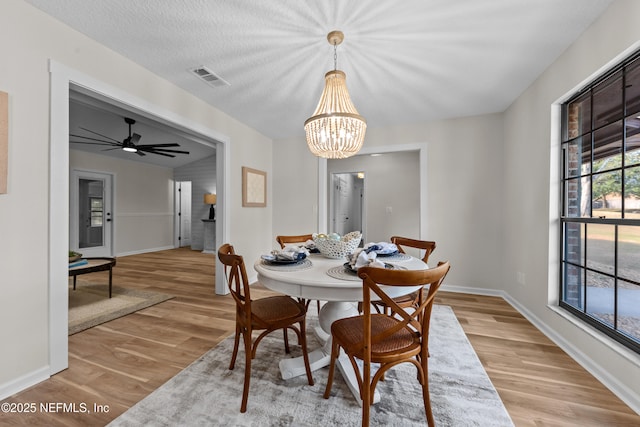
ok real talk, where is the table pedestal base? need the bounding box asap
[278,301,380,406]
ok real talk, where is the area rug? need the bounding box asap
[68,283,173,335]
[108,305,513,426]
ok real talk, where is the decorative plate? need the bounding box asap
[375,249,399,256]
[261,254,306,265]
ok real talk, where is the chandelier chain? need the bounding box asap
[334,42,338,71]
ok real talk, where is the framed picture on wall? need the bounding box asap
[242,166,266,207]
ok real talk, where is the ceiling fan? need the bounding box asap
[70,117,190,158]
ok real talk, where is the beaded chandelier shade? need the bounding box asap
[304,31,366,159]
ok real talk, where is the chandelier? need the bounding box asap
[304,30,366,159]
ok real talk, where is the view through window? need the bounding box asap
[560,51,640,354]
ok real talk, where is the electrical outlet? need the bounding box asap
[386,206,392,214]
[517,272,525,285]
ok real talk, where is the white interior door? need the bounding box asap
[174,181,192,247]
[70,170,113,257]
[330,173,364,238]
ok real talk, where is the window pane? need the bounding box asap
[618,280,640,342]
[624,165,640,217]
[586,224,614,274]
[90,212,103,227]
[91,198,103,209]
[593,71,623,129]
[625,57,640,116]
[563,263,584,310]
[567,93,591,139]
[585,270,614,327]
[624,117,640,167]
[565,177,590,217]
[593,120,622,168]
[565,136,591,177]
[564,222,584,266]
[619,225,640,284]
[592,170,622,218]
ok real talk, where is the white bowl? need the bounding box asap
[313,231,362,259]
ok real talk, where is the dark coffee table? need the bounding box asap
[69,257,117,298]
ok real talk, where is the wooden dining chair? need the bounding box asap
[275,234,322,314]
[323,261,450,427]
[276,233,313,249]
[218,243,314,413]
[370,236,437,315]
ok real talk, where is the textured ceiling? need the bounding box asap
[26,0,612,144]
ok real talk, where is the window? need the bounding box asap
[90,197,103,227]
[560,51,640,354]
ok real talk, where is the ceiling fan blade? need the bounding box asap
[136,150,146,156]
[70,140,118,147]
[70,134,120,146]
[138,148,175,158]
[143,148,190,155]
[78,127,122,143]
[136,143,181,148]
[130,133,142,144]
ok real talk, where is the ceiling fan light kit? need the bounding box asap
[304,30,366,159]
[70,117,190,158]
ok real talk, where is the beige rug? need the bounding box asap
[68,283,173,335]
[109,305,513,426]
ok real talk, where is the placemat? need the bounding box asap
[259,258,313,271]
[326,265,360,281]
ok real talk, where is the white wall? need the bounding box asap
[327,151,420,243]
[273,113,505,291]
[502,0,640,410]
[0,0,272,399]
[70,150,175,255]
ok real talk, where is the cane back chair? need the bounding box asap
[218,243,314,413]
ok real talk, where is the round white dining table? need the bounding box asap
[254,252,428,405]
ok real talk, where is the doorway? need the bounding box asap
[330,172,364,239]
[174,181,192,247]
[49,61,231,376]
[70,170,113,257]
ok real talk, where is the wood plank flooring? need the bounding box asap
[1,247,638,426]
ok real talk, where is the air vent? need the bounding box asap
[190,66,230,88]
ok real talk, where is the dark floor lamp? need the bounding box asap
[204,193,217,221]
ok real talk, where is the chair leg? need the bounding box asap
[361,361,371,427]
[283,328,291,353]
[323,339,340,399]
[229,324,241,370]
[240,330,253,413]
[316,300,321,314]
[420,363,435,426]
[299,320,314,386]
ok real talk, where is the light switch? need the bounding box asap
[386,206,392,214]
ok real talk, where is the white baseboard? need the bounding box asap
[443,283,640,415]
[502,293,640,415]
[116,245,175,257]
[440,283,507,297]
[0,366,49,401]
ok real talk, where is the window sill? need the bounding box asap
[547,304,640,368]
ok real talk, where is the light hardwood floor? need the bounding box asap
[1,247,638,426]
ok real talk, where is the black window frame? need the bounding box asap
[559,50,640,355]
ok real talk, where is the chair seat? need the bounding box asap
[251,296,306,324]
[331,314,420,359]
